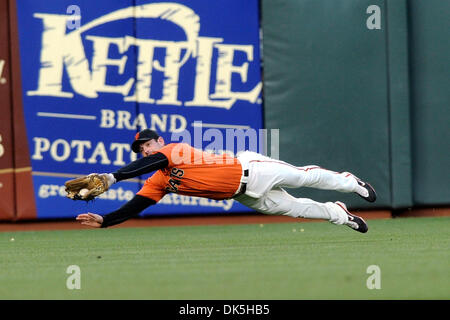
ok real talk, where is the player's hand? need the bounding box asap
[76,213,103,228]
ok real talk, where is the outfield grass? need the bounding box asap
[0,217,449,300]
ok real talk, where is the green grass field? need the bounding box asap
[0,217,449,300]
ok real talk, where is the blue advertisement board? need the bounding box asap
[16,0,263,218]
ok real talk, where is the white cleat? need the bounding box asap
[336,201,368,233]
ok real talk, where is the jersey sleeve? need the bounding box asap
[112,152,168,182]
[101,195,156,228]
[157,143,192,167]
[136,171,167,202]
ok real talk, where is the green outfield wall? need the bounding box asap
[261,0,449,210]
[0,0,448,221]
[408,0,450,206]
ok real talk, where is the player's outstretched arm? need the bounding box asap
[112,153,168,182]
[76,195,156,228]
[76,213,103,228]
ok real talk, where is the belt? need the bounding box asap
[233,169,249,198]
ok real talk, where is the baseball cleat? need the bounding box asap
[356,179,377,202]
[343,172,377,202]
[336,201,368,233]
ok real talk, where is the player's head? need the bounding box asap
[131,129,165,156]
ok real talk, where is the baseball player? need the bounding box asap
[75,129,376,232]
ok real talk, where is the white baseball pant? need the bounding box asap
[234,151,366,225]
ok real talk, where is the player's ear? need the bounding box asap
[157,136,165,145]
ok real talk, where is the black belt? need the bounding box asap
[233,169,249,198]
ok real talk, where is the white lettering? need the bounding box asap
[179,304,213,317]
[66,265,81,290]
[28,13,95,98]
[37,181,234,211]
[366,265,381,289]
[99,109,187,133]
[71,140,91,163]
[150,113,168,132]
[160,194,235,211]
[87,142,110,165]
[211,44,262,105]
[32,137,51,160]
[100,109,116,128]
[169,114,187,133]
[185,37,231,109]
[366,5,381,30]
[50,139,71,161]
[66,5,81,30]
[116,110,134,130]
[157,43,183,106]
[28,4,261,109]
[132,113,148,130]
[110,143,130,166]
[123,38,158,103]
[87,36,135,95]
[32,137,136,165]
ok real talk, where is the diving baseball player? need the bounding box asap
[72,129,376,233]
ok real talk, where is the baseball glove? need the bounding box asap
[65,174,110,201]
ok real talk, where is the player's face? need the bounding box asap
[140,138,164,157]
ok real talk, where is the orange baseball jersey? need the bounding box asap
[137,143,243,202]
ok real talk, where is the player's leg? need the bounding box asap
[237,151,376,202]
[235,188,346,224]
[235,188,368,232]
[286,166,376,202]
[245,156,372,199]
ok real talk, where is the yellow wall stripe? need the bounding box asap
[31,171,144,184]
[0,167,32,174]
[0,168,145,184]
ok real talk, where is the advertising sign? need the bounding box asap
[16,0,263,218]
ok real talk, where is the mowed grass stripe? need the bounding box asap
[0,217,448,299]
